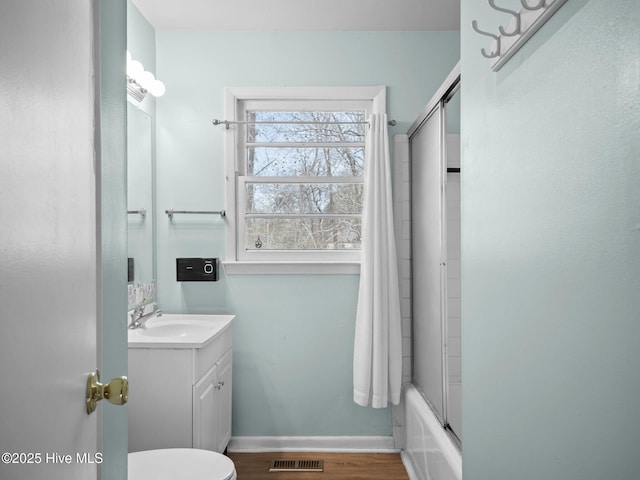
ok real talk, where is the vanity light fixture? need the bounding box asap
[126,50,165,101]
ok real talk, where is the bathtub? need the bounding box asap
[400,384,462,480]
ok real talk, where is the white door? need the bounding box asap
[0,1,126,479]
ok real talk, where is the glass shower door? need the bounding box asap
[411,103,446,422]
[410,77,462,444]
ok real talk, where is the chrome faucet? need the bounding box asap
[128,304,162,329]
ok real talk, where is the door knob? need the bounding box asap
[86,370,128,414]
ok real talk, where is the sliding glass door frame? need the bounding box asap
[409,66,461,446]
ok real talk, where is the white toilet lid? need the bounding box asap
[129,448,236,480]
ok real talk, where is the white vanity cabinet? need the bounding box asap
[128,315,234,453]
[193,348,232,452]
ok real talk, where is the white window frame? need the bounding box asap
[222,86,386,275]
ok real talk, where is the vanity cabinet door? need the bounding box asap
[214,348,232,452]
[193,365,218,451]
[192,348,233,453]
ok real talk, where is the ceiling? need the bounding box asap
[131,0,460,31]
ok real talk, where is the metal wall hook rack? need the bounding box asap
[165,208,226,219]
[521,0,546,10]
[472,20,501,59]
[488,0,521,37]
[472,0,567,71]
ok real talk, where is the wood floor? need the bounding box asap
[226,452,409,480]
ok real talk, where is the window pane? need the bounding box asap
[246,217,361,250]
[246,111,366,143]
[246,183,363,215]
[247,147,364,177]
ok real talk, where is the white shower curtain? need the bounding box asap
[353,113,402,408]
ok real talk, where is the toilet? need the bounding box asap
[129,448,237,480]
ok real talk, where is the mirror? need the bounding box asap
[127,102,155,303]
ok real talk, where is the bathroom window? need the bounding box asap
[223,86,386,274]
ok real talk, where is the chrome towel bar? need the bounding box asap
[165,208,226,219]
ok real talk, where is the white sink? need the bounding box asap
[128,314,235,349]
[139,319,213,338]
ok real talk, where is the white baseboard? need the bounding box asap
[227,436,397,453]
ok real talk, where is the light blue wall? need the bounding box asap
[154,31,459,436]
[461,1,640,478]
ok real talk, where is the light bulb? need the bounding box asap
[137,71,155,90]
[127,60,144,79]
[147,80,166,97]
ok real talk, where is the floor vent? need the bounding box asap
[269,459,324,472]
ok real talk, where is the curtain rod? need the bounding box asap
[211,118,396,129]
